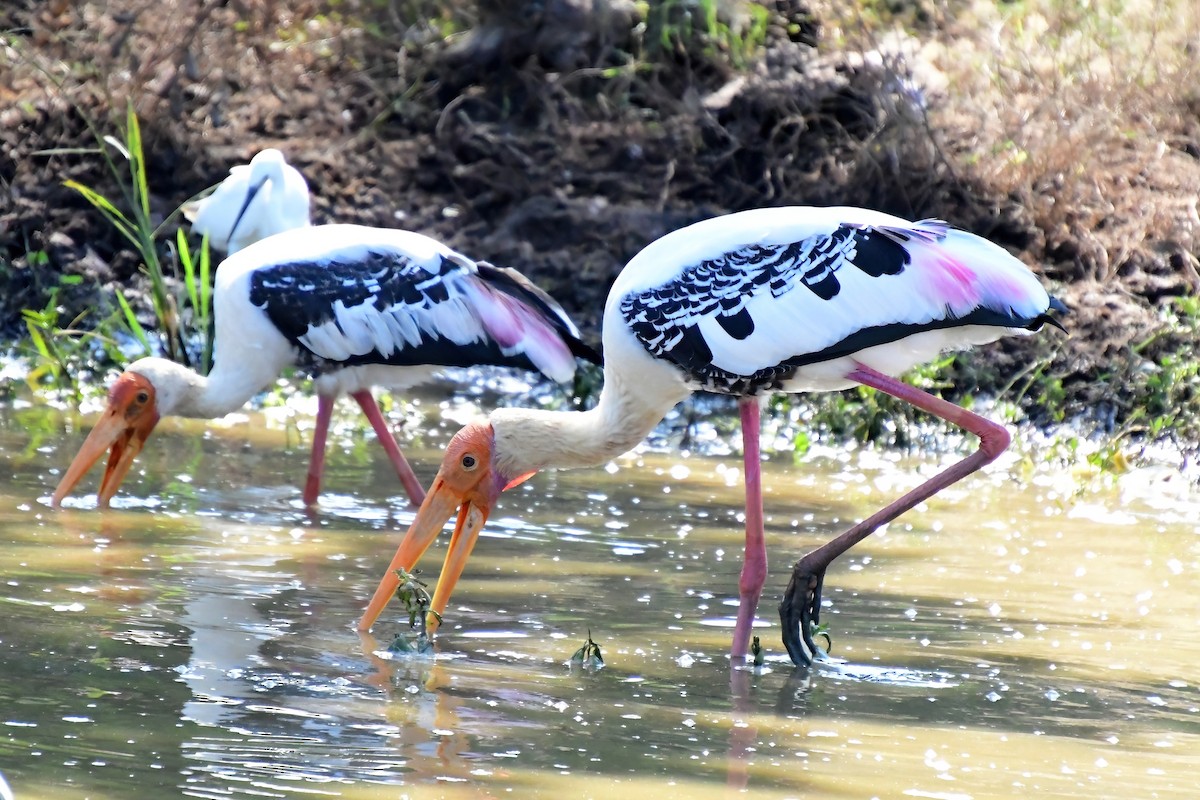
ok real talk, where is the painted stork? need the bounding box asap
[182,148,432,505]
[51,223,600,510]
[185,148,311,254]
[356,206,1066,666]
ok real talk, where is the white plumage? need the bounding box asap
[611,207,1053,392]
[53,224,597,510]
[358,206,1065,668]
[186,149,311,254]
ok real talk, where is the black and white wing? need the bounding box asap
[615,207,1061,394]
[223,224,596,382]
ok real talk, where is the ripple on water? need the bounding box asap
[181,732,405,798]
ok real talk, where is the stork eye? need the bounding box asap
[461,454,477,470]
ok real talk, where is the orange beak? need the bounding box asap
[52,372,159,509]
[358,423,513,634]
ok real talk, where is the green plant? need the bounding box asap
[569,629,605,670]
[61,102,215,373]
[20,276,159,400]
[21,286,84,401]
[1121,296,1200,444]
[386,567,439,655]
[641,0,770,69]
[176,229,214,373]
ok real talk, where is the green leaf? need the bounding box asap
[114,292,151,354]
[25,322,51,361]
[125,102,151,220]
[199,235,211,316]
[179,227,200,314]
[63,179,138,247]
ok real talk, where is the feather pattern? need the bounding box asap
[246,244,592,383]
[616,208,1057,395]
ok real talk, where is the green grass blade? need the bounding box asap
[114,291,151,355]
[63,179,138,246]
[178,226,200,314]
[199,235,214,373]
[199,235,211,321]
[23,319,53,361]
[125,102,151,220]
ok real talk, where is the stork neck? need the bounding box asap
[489,369,689,476]
[131,357,273,420]
[189,360,275,419]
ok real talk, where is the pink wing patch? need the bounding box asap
[474,290,525,349]
[473,286,575,382]
[928,256,981,312]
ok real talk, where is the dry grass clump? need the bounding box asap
[818,0,1200,284]
[810,0,1200,438]
[934,0,1199,284]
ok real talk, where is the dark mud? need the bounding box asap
[2,1,1199,441]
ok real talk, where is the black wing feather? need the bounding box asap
[621,223,1056,394]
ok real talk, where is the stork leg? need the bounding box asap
[303,394,335,508]
[779,362,1012,666]
[350,390,426,507]
[732,396,767,662]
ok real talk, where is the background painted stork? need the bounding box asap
[185,148,311,254]
[182,148,433,505]
[357,206,1066,666]
[51,223,600,510]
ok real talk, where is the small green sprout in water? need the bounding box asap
[811,621,833,660]
[385,567,439,656]
[751,635,765,667]
[569,629,604,670]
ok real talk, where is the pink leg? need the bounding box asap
[779,361,1012,665]
[350,390,426,507]
[732,396,766,662]
[303,394,335,508]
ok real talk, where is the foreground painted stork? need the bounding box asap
[357,206,1066,666]
[51,224,599,510]
[185,148,311,254]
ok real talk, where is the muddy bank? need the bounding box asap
[2,2,1198,444]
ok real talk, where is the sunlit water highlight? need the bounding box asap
[1,384,1197,799]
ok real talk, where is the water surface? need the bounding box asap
[1,388,1197,798]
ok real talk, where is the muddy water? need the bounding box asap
[1,386,1197,799]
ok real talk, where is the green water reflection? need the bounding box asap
[1,391,1197,799]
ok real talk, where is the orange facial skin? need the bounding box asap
[357,423,530,633]
[52,372,160,509]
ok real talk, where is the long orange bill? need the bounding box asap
[357,481,488,632]
[425,502,489,634]
[52,403,158,509]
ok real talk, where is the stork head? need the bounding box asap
[51,361,173,509]
[227,149,287,244]
[357,421,537,633]
[225,149,310,250]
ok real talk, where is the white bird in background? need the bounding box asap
[185,148,311,254]
[177,148,583,508]
[357,206,1067,666]
[52,224,600,510]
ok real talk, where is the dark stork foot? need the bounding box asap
[778,552,832,666]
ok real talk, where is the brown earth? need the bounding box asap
[2,1,1199,445]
